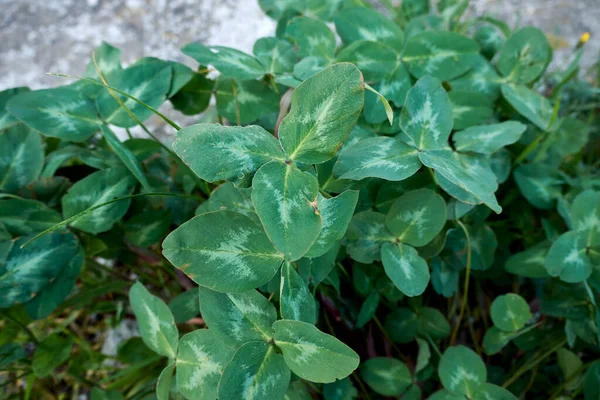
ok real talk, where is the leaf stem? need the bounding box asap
[502,339,567,388]
[449,220,471,346]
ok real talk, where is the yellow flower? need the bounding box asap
[580,32,591,44]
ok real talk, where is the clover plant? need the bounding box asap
[1,0,600,398]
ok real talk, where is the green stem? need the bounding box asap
[502,339,567,388]
[449,220,471,346]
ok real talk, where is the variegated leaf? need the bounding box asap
[336,41,398,82]
[501,83,553,131]
[273,320,360,383]
[280,262,316,324]
[0,124,43,193]
[496,27,551,84]
[278,63,364,164]
[0,87,29,131]
[218,341,291,400]
[173,123,285,183]
[438,346,486,397]
[472,384,518,400]
[215,78,279,124]
[333,136,421,181]
[490,293,532,332]
[304,191,359,258]
[0,199,62,237]
[251,161,321,261]
[176,329,234,400]
[385,188,446,247]
[253,37,297,75]
[360,357,412,396]
[198,287,276,348]
[504,241,550,278]
[381,242,429,297]
[129,282,178,359]
[163,211,284,292]
[182,43,266,80]
[345,211,394,263]
[156,363,175,400]
[399,76,453,150]
[513,163,562,209]
[453,121,526,154]
[285,17,336,59]
[570,190,600,247]
[334,7,404,48]
[544,231,592,283]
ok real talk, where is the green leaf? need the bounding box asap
[156,363,175,400]
[384,308,418,343]
[168,289,199,324]
[251,161,321,261]
[545,231,592,283]
[513,163,562,209]
[218,341,291,400]
[170,72,213,116]
[449,91,494,130]
[453,121,526,154]
[363,63,412,124]
[571,190,600,247]
[497,27,551,84]
[96,63,172,128]
[323,378,357,400]
[0,343,26,369]
[101,125,151,190]
[472,384,518,400]
[0,199,62,236]
[439,345,486,397]
[176,329,234,400]
[131,57,194,98]
[557,348,584,391]
[253,37,297,75]
[429,390,465,400]
[0,125,43,193]
[584,361,600,400]
[482,327,515,355]
[61,167,137,234]
[215,78,279,124]
[417,307,451,340]
[346,211,394,263]
[129,282,178,358]
[124,209,171,248]
[173,123,285,183]
[24,245,84,319]
[385,188,446,247]
[402,31,480,81]
[419,150,501,213]
[278,63,364,163]
[450,55,502,99]
[415,338,431,373]
[297,243,339,286]
[162,211,284,292]
[504,241,551,278]
[285,17,336,59]
[7,88,102,142]
[501,83,553,130]
[0,87,29,131]
[280,262,316,324]
[333,136,421,181]
[181,43,266,80]
[273,319,360,383]
[399,76,453,151]
[198,287,277,347]
[381,242,429,297]
[356,293,380,328]
[336,41,398,82]
[361,357,412,396]
[32,333,73,377]
[490,293,532,332]
[202,182,258,224]
[0,231,80,308]
[305,191,359,258]
[334,7,404,48]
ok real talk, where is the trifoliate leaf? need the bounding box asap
[253,37,297,75]
[278,63,364,163]
[399,76,453,150]
[7,88,102,142]
[280,262,316,324]
[346,211,394,263]
[438,345,486,397]
[176,329,235,400]
[96,63,172,128]
[129,282,178,359]
[251,161,321,261]
[305,191,359,258]
[334,7,404,48]
[501,83,553,130]
[333,136,421,181]
[453,121,526,154]
[385,188,446,247]
[0,232,80,308]
[163,211,284,292]
[61,167,136,234]
[419,150,501,213]
[545,230,592,283]
[360,357,412,396]
[273,319,360,383]
[381,242,429,297]
[402,31,480,81]
[173,124,284,183]
[490,293,532,332]
[181,43,266,80]
[199,287,277,348]
[0,125,43,193]
[497,27,551,84]
[336,41,398,82]
[285,17,336,59]
[219,341,291,400]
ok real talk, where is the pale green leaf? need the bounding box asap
[0,87,29,131]
[490,293,532,332]
[280,262,316,324]
[501,83,553,130]
[253,37,297,75]
[182,43,266,80]
[334,7,404,48]
[571,190,600,247]
[415,338,431,374]
[472,384,518,400]
[285,17,336,59]
[360,357,412,396]
[497,27,551,84]
[544,230,592,283]
[504,241,550,278]
[438,345,486,397]
[215,78,279,124]
[273,319,360,383]
[381,242,429,297]
[513,163,562,209]
[156,363,175,400]
[163,211,284,292]
[0,124,43,193]
[453,121,526,154]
